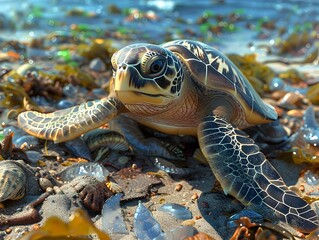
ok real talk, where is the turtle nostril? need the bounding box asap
[119,64,127,70]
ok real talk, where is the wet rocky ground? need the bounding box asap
[0,0,319,239]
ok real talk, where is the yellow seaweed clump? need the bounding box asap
[227,53,275,95]
[276,31,316,55]
[306,83,319,105]
[278,68,306,84]
[0,81,41,118]
[77,39,117,70]
[19,209,110,240]
[54,64,98,89]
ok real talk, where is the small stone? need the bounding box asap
[181,219,195,226]
[287,109,304,117]
[39,178,54,191]
[191,192,199,201]
[46,187,54,194]
[53,186,62,194]
[175,183,183,192]
[31,224,40,231]
[299,185,305,192]
[195,216,202,220]
[89,58,106,72]
[49,170,57,175]
[5,228,12,234]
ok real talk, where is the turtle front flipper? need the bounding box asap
[109,115,182,160]
[198,115,319,233]
[18,97,122,143]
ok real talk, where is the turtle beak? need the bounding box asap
[114,66,172,106]
[114,64,131,92]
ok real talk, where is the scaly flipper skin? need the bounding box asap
[109,115,180,159]
[198,115,319,233]
[17,97,121,143]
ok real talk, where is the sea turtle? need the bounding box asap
[17,40,318,232]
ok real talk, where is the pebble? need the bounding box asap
[39,177,54,191]
[53,186,62,194]
[304,170,319,186]
[14,135,39,148]
[57,99,76,109]
[25,150,42,163]
[89,58,106,72]
[175,183,183,191]
[191,192,199,201]
[181,219,195,226]
[287,109,304,117]
[46,187,54,194]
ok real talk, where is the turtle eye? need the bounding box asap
[150,59,164,73]
[143,56,166,75]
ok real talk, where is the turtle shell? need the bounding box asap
[162,40,277,125]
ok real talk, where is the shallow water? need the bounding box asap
[0,0,317,54]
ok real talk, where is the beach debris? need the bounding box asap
[101,193,128,235]
[158,203,192,220]
[19,208,111,240]
[83,128,130,152]
[277,92,310,110]
[82,128,130,164]
[14,135,39,149]
[134,202,200,240]
[184,232,214,240]
[111,166,162,201]
[0,160,27,202]
[0,192,50,230]
[291,106,319,164]
[57,162,110,182]
[105,179,123,194]
[229,217,296,240]
[304,170,319,186]
[63,138,93,161]
[165,226,199,239]
[60,175,113,212]
[134,201,164,240]
[151,157,193,177]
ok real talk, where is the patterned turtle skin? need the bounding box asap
[18,40,318,232]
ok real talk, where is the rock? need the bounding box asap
[89,58,106,72]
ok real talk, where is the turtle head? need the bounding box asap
[111,43,184,106]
